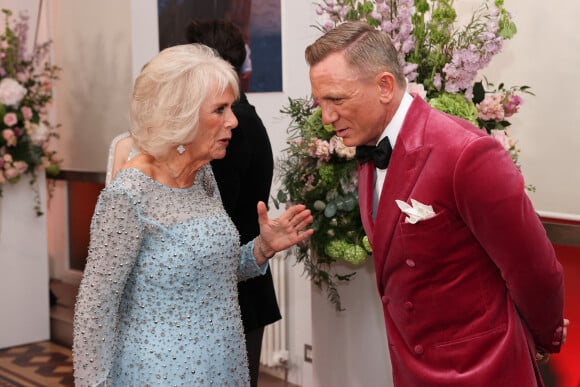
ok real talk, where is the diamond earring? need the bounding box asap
[177,144,185,154]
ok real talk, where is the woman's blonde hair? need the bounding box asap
[130,44,239,159]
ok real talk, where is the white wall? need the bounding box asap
[455,0,580,219]
[51,0,133,172]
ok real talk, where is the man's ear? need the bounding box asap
[377,72,396,103]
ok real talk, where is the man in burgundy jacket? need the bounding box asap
[306,21,567,386]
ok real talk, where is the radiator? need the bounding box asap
[260,253,288,367]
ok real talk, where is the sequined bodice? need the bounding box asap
[73,166,263,387]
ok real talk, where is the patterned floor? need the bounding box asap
[0,341,293,387]
[0,341,73,387]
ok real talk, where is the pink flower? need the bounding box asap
[0,171,6,184]
[21,106,33,120]
[407,82,427,99]
[309,138,331,161]
[13,160,28,174]
[490,129,513,151]
[330,135,356,159]
[4,167,20,180]
[3,112,18,126]
[477,93,505,121]
[2,129,17,146]
[16,72,29,83]
[503,93,523,118]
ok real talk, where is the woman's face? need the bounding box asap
[192,84,238,162]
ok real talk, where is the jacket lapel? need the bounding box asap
[357,161,375,243]
[372,97,433,291]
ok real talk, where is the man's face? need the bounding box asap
[309,51,388,147]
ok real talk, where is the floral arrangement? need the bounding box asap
[316,0,533,172]
[0,9,61,216]
[274,97,371,310]
[277,0,533,309]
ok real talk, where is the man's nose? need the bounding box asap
[320,103,338,125]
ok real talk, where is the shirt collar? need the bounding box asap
[377,92,413,147]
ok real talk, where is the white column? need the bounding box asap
[311,258,393,387]
[0,174,50,349]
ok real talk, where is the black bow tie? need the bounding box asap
[355,137,392,169]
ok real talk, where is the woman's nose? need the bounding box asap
[228,110,238,130]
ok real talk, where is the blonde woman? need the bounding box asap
[73,44,313,386]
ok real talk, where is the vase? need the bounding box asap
[310,258,393,387]
[0,173,50,349]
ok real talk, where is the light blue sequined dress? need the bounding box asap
[73,166,265,387]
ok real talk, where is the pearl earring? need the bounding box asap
[177,144,185,154]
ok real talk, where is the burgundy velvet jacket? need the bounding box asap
[358,95,564,386]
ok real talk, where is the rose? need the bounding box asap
[3,112,18,126]
[0,77,27,107]
[21,106,33,120]
[2,129,17,146]
[503,93,523,118]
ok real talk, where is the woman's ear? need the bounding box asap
[377,72,396,103]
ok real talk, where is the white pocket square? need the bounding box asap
[395,199,435,224]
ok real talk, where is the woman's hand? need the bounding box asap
[254,201,314,264]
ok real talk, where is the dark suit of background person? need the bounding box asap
[306,21,566,387]
[186,20,281,387]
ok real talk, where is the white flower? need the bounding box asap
[330,135,356,159]
[30,122,50,145]
[406,81,427,99]
[0,77,27,107]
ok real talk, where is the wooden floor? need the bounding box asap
[0,341,296,387]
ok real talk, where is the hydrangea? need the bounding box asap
[325,239,368,265]
[0,77,27,107]
[429,92,479,125]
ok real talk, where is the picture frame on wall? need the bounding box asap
[157,0,282,93]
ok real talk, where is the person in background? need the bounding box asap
[184,19,281,387]
[305,21,567,386]
[73,44,314,386]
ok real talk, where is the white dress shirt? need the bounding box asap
[373,92,414,218]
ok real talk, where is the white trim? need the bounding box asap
[537,211,580,223]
